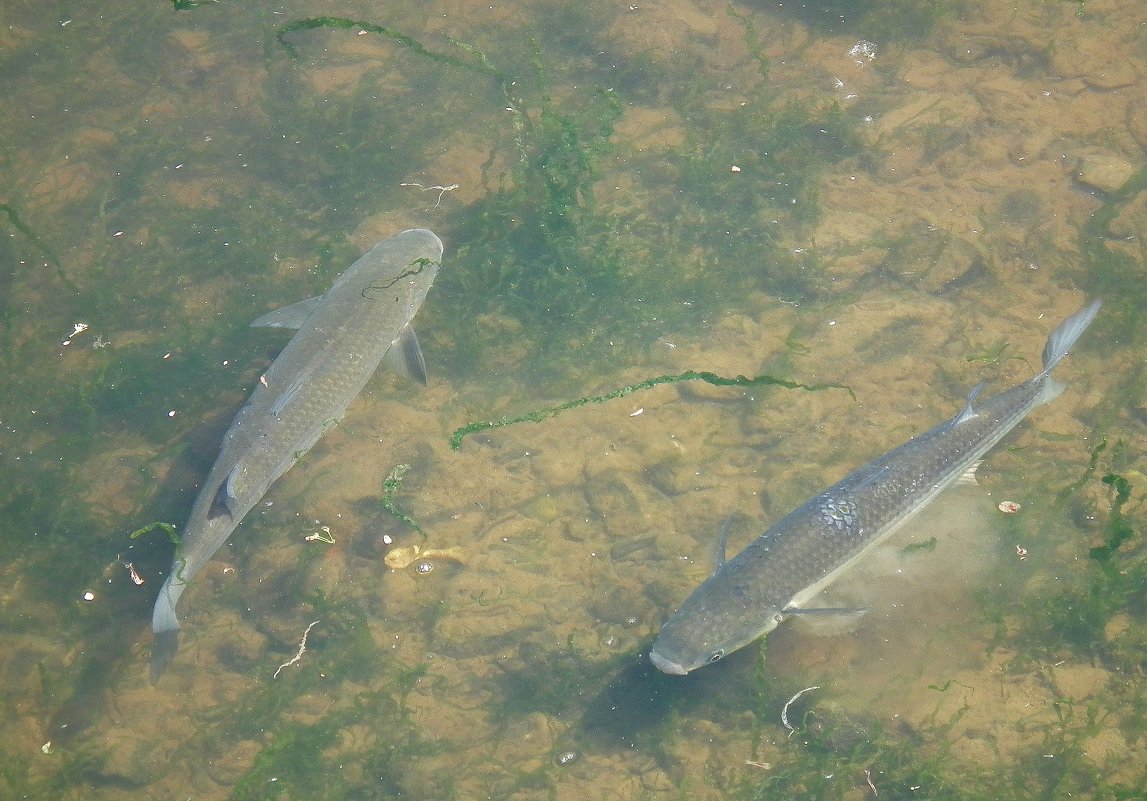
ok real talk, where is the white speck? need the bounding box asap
[167,410,176,418]
[848,40,877,62]
[630,408,644,417]
[730,165,741,172]
[82,591,95,601]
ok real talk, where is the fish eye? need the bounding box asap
[708,650,725,664]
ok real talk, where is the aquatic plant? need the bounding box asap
[381,463,425,537]
[450,369,853,450]
[441,42,631,372]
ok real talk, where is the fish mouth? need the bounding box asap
[649,649,689,675]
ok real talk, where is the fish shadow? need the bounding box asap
[574,645,759,746]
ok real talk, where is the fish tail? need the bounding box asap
[149,574,185,683]
[150,570,185,635]
[1041,299,1101,375]
[1027,299,1100,408]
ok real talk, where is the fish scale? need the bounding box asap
[650,299,1101,675]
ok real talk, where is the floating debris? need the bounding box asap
[556,751,578,766]
[62,322,89,345]
[305,525,335,544]
[849,40,877,63]
[274,620,319,678]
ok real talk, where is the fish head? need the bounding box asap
[649,589,785,675]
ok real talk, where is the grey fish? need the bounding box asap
[650,300,1101,675]
[150,229,443,682]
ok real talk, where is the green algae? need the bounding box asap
[725,683,1146,801]
[381,463,426,537]
[269,6,867,382]
[450,369,853,450]
[276,16,501,78]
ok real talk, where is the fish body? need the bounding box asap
[150,228,443,682]
[650,300,1101,675]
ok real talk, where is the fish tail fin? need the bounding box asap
[149,574,185,684]
[1040,299,1101,375]
[149,631,180,685]
[1027,299,1101,407]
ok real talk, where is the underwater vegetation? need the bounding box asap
[729,690,1143,801]
[4,1,1138,799]
[219,593,444,801]
[272,9,869,381]
[1011,438,1144,669]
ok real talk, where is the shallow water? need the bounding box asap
[2,0,1144,798]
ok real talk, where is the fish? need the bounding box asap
[149,228,444,683]
[383,544,466,570]
[649,299,1101,675]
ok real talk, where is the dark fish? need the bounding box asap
[650,300,1101,675]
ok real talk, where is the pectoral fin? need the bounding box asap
[382,325,427,385]
[782,606,870,618]
[270,372,308,416]
[714,514,734,571]
[956,460,983,486]
[251,295,324,329]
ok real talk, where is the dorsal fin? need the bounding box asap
[207,467,239,520]
[949,381,986,428]
[208,481,233,521]
[714,514,734,571]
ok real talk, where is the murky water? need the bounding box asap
[2,0,1144,798]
